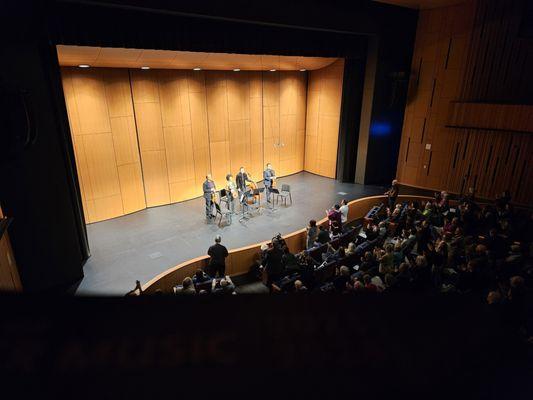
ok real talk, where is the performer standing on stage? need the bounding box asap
[203,174,216,219]
[263,163,276,203]
[236,166,252,195]
[225,173,238,213]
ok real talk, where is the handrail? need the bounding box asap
[141,195,433,293]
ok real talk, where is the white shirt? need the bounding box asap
[339,204,349,223]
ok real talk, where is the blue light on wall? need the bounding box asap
[370,121,392,137]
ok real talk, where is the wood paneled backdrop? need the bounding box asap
[62,65,342,223]
[396,0,533,206]
[305,59,345,178]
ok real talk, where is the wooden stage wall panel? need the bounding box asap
[62,65,339,222]
[396,0,533,206]
[61,67,146,223]
[304,59,344,178]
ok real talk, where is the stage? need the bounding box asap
[75,172,385,295]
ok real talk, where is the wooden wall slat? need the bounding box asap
[396,0,533,206]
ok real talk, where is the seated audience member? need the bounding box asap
[306,219,318,249]
[395,262,412,290]
[371,275,386,292]
[175,277,196,295]
[193,269,211,285]
[363,274,378,292]
[346,242,357,256]
[360,251,378,275]
[400,228,417,253]
[323,244,345,262]
[297,250,319,269]
[331,220,343,237]
[315,225,331,245]
[283,246,299,272]
[392,242,404,267]
[333,265,351,292]
[347,278,364,292]
[327,204,343,229]
[379,244,395,275]
[487,290,502,305]
[384,273,397,291]
[211,276,236,294]
[294,280,308,293]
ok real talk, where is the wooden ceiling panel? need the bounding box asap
[57,45,337,71]
[57,45,101,65]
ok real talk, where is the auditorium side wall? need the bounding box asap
[396,0,533,206]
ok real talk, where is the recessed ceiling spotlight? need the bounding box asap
[270,69,276,72]
[233,68,240,72]
[78,64,90,68]
[300,69,307,72]
[141,66,150,70]
[193,67,202,71]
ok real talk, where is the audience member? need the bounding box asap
[306,219,318,249]
[207,235,229,278]
[175,277,196,295]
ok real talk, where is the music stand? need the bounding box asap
[268,188,280,213]
[239,190,252,222]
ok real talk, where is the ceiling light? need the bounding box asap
[270,69,276,72]
[300,69,307,72]
[233,68,240,72]
[141,66,150,70]
[78,64,90,68]
[193,67,202,71]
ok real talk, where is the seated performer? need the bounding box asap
[263,163,276,203]
[202,174,216,219]
[225,174,238,213]
[235,166,252,196]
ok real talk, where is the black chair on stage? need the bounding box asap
[275,184,292,206]
[214,202,232,227]
[219,189,231,211]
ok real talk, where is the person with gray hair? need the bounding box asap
[212,275,236,294]
[207,235,229,278]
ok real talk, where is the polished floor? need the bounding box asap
[76,172,385,295]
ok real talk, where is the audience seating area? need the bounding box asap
[137,191,531,311]
[264,195,531,301]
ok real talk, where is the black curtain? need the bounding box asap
[47,1,367,59]
[336,58,366,182]
[0,1,88,292]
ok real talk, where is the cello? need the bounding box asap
[245,173,260,205]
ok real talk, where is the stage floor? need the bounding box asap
[76,172,385,295]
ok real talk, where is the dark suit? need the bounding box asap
[203,179,216,218]
[263,168,275,202]
[236,172,250,193]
